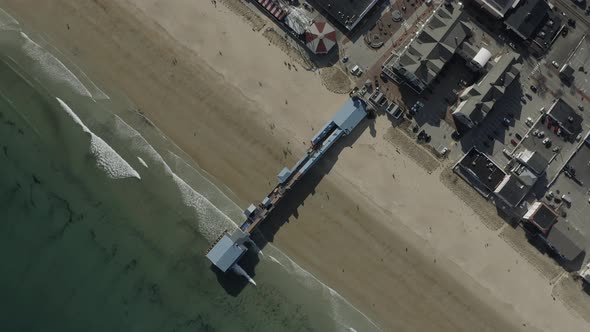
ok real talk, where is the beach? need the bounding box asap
[1,0,589,330]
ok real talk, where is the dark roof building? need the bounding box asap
[514,148,549,175]
[314,0,380,31]
[504,0,561,52]
[493,174,530,208]
[382,5,472,93]
[547,98,583,140]
[454,148,506,197]
[523,201,558,234]
[452,52,521,132]
[545,220,585,262]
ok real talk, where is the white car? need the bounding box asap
[552,61,559,68]
[526,117,534,127]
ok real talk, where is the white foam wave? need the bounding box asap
[56,98,141,180]
[137,156,148,168]
[264,245,383,331]
[268,255,285,267]
[0,8,19,30]
[111,115,239,240]
[21,32,92,98]
[108,112,371,330]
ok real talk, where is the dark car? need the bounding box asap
[530,85,537,93]
[568,18,576,28]
[515,133,523,140]
[502,117,511,127]
[511,139,518,146]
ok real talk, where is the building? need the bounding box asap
[382,5,472,93]
[454,147,506,197]
[452,53,521,132]
[523,201,558,234]
[493,173,531,208]
[474,0,521,18]
[514,148,549,175]
[547,98,583,141]
[314,0,380,31]
[504,0,561,52]
[544,220,585,262]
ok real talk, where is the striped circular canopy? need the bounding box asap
[305,21,336,54]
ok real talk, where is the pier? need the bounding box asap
[206,97,367,283]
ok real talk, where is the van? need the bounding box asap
[562,194,572,206]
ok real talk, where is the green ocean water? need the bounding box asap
[0,8,379,332]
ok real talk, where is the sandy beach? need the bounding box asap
[2,0,590,330]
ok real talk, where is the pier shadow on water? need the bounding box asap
[214,116,372,294]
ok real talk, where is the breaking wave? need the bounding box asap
[56,97,140,180]
[21,33,92,98]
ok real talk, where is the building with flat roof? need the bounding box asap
[494,173,531,208]
[547,98,583,140]
[382,5,472,93]
[514,148,549,175]
[454,147,507,197]
[474,0,521,18]
[452,52,521,132]
[544,220,585,262]
[523,201,558,234]
[314,0,380,31]
[504,0,560,52]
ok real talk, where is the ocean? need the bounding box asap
[0,8,379,332]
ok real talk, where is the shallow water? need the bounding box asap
[0,9,379,332]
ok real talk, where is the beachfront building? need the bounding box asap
[382,5,474,94]
[452,52,521,132]
[314,0,380,31]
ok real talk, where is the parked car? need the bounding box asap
[530,85,538,93]
[568,18,576,28]
[502,117,511,127]
[515,133,523,140]
[552,61,560,68]
[526,117,534,127]
[511,139,518,146]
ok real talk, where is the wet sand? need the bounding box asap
[1,0,589,330]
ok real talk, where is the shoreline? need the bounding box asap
[1,0,588,330]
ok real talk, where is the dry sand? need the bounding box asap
[3,0,590,330]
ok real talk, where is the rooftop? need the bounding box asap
[456,148,507,195]
[514,148,549,175]
[383,5,472,92]
[546,219,586,261]
[452,52,521,130]
[513,111,580,181]
[494,174,531,207]
[523,201,558,233]
[548,98,583,138]
[206,230,249,272]
[504,0,549,40]
[314,0,380,31]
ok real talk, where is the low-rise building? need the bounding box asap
[504,0,561,52]
[452,52,521,132]
[547,98,583,141]
[523,201,558,234]
[382,5,473,93]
